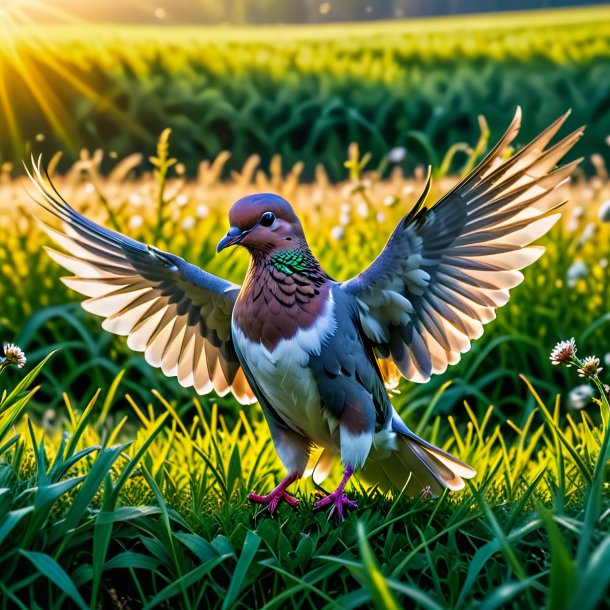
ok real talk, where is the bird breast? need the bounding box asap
[231,291,338,446]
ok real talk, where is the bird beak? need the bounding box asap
[217,226,247,253]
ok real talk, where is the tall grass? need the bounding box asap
[0,342,608,608]
[1,130,609,420]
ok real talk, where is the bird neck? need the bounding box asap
[234,245,332,350]
[268,247,322,277]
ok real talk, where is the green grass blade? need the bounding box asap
[20,550,88,610]
[222,530,261,610]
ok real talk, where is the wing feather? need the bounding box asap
[343,109,583,382]
[28,158,256,404]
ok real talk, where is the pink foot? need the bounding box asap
[248,473,300,515]
[312,465,357,521]
[313,490,358,521]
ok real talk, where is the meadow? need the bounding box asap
[1,7,610,610]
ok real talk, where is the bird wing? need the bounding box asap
[27,159,256,404]
[341,108,583,383]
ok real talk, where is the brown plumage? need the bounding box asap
[233,248,331,350]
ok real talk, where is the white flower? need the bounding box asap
[84,182,95,194]
[356,202,369,219]
[129,215,143,230]
[129,193,144,207]
[3,343,26,368]
[339,212,351,226]
[383,195,397,207]
[603,353,610,367]
[567,384,594,410]
[581,187,594,200]
[182,216,195,231]
[579,222,597,245]
[571,205,584,219]
[550,338,577,366]
[42,408,56,431]
[387,147,407,163]
[196,204,209,219]
[376,212,386,223]
[578,356,603,379]
[566,218,579,234]
[567,261,588,286]
[330,226,344,240]
[598,200,610,223]
[176,194,189,208]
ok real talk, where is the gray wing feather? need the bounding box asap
[27,158,255,404]
[342,107,583,382]
[308,287,391,430]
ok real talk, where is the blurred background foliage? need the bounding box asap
[1,131,609,427]
[1,7,609,180]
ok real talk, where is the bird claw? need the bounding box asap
[248,490,299,516]
[313,491,358,521]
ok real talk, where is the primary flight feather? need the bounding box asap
[30,108,582,519]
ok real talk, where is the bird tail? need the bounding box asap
[361,415,476,497]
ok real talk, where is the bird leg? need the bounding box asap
[313,465,357,521]
[248,472,300,515]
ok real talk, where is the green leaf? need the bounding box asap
[539,506,577,610]
[141,556,230,610]
[222,530,261,610]
[52,443,130,541]
[457,519,542,607]
[104,552,162,572]
[567,536,610,610]
[0,507,33,546]
[356,522,401,610]
[20,550,88,610]
[479,576,544,610]
[96,506,162,524]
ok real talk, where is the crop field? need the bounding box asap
[2,7,610,177]
[1,6,610,610]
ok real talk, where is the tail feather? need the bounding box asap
[361,415,476,497]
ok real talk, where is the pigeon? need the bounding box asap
[29,107,582,520]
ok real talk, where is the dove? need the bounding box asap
[29,107,582,519]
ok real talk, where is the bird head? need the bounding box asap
[217,193,306,254]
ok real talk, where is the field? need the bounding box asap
[2,7,610,178]
[1,7,610,610]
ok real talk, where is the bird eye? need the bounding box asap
[259,211,276,227]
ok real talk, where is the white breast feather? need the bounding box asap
[232,292,338,448]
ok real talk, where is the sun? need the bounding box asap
[0,0,149,165]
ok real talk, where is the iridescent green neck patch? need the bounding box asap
[269,249,312,275]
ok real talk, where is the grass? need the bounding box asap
[0,122,609,607]
[0,345,608,609]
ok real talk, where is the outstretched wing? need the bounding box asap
[342,108,583,383]
[27,159,256,404]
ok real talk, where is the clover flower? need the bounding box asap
[0,343,26,372]
[550,338,577,366]
[387,147,406,163]
[567,384,595,410]
[578,356,603,379]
